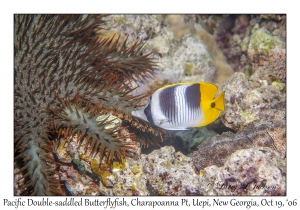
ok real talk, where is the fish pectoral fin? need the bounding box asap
[159,119,170,125]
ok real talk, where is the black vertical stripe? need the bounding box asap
[159,86,177,124]
[185,84,201,124]
[185,84,201,111]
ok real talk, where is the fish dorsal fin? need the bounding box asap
[157,83,180,91]
[157,81,201,91]
[199,82,218,101]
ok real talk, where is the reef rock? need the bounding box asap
[98,154,149,196]
[103,14,233,85]
[192,119,286,171]
[202,147,286,195]
[141,146,202,195]
[221,72,285,132]
[248,27,286,83]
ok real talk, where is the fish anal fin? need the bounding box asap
[197,108,221,127]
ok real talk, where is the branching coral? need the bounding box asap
[14,14,168,195]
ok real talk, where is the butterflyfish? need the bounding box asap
[131,82,225,130]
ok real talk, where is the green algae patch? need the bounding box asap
[272,81,285,91]
[131,164,140,175]
[163,160,172,169]
[73,158,86,173]
[184,63,195,75]
[249,28,278,55]
[240,109,258,124]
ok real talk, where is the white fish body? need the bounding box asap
[131,82,224,130]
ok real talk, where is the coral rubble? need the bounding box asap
[141,146,202,195]
[202,147,286,195]
[59,138,149,196]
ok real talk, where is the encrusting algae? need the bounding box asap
[79,153,120,186]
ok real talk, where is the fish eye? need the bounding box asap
[211,102,215,108]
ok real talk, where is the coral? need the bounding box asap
[191,49,287,193]
[97,149,149,196]
[164,15,195,39]
[201,147,286,195]
[141,146,202,195]
[105,153,149,196]
[265,121,286,156]
[197,74,286,170]
[271,81,285,91]
[196,25,234,84]
[14,14,167,195]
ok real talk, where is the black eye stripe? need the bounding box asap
[211,102,215,108]
[144,97,154,124]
